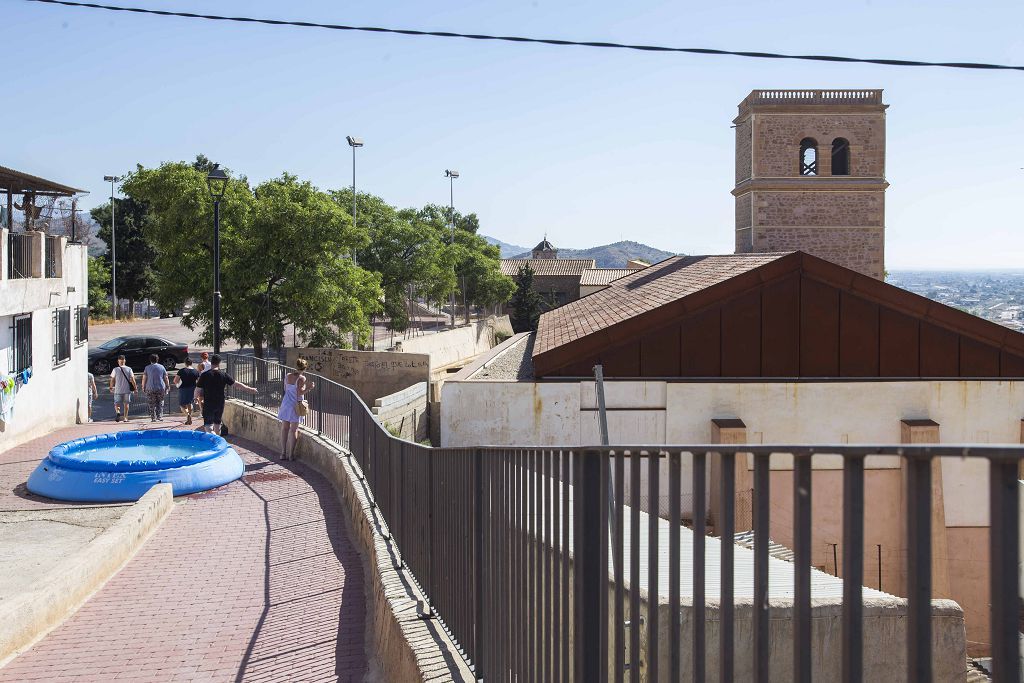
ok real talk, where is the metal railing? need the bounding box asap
[224,353,1022,682]
[7,232,33,279]
[45,235,61,278]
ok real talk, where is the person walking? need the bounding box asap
[141,354,170,422]
[86,371,98,422]
[195,351,212,412]
[195,354,257,435]
[173,357,200,425]
[109,355,136,422]
[277,358,314,461]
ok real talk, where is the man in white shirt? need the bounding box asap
[108,355,137,422]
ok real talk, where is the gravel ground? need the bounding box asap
[471,333,535,380]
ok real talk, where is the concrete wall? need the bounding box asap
[399,315,513,373]
[0,239,89,451]
[286,347,429,407]
[371,381,428,442]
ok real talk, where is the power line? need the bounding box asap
[25,0,1024,73]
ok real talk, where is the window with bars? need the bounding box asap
[75,305,89,345]
[13,315,32,373]
[53,308,71,366]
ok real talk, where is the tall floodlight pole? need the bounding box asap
[206,167,229,354]
[445,169,459,328]
[103,175,121,319]
[347,136,364,350]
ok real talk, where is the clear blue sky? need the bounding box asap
[4,0,1024,269]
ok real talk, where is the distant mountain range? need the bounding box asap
[483,236,677,269]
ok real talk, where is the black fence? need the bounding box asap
[7,232,33,279]
[224,353,1023,682]
[45,235,61,278]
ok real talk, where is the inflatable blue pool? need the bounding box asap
[26,429,244,502]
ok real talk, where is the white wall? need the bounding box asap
[400,315,513,372]
[442,378,1024,524]
[0,242,89,450]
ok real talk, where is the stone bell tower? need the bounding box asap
[733,89,888,279]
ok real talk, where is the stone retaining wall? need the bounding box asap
[372,382,428,442]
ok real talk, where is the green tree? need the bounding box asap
[124,163,381,356]
[91,195,155,315]
[407,204,513,323]
[509,265,544,332]
[87,256,111,317]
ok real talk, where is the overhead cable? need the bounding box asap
[25,0,1024,72]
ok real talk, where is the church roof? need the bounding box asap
[533,238,556,252]
[501,258,595,278]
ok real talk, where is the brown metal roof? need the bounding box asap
[535,254,789,357]
[500,258,596,278]
[532,251,1024,378]
[579,268,642,287]
[0,165,85,196]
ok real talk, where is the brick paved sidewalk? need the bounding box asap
[0,421,367,682]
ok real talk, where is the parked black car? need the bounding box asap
[89,336,189,374]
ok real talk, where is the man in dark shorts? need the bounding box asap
[195,354,257,434]
[173,357,200,425]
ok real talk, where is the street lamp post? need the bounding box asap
[206,167,229,355]
[103,175,121,319]
[347,136,364,350]
[445,169,459,328]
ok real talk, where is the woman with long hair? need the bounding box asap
[277,358,314,460]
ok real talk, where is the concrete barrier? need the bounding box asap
[224,401,473,682]
[0,484,174,666]
[401,315,513,373]
[372,382,428,442]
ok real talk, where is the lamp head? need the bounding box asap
[103,175,120,182]
[346,136,364,148]
[206,166,229,200]
[445,169,460,179]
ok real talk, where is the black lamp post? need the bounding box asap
[206,166,228,354]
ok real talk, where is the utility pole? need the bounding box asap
[103,175,121,319]
[347,136,364,349]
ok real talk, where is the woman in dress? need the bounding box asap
[278,358,314,460]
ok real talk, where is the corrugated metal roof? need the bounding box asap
[0,165,86,196]
[500,258,596,277]
[535,253,790,357]
[525,468,893,601]
[579,268,640,287]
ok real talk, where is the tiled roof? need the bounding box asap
[500,258,596,278]
[579,268,641,287]
[534,253,790,356]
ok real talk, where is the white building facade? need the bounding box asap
[1,228,89,449]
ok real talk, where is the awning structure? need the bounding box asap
[0,165,85,197]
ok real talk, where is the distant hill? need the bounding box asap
[483,236,530,258]
[508,240,677,268]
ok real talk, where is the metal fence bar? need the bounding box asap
[793,452,812,683]
[552,449,562,683]
[614,450,625,683]
[599,449,610,683]
[575,450,602,683]
[719,451,735,683]
[647,450,660,683]
[693,451,707,683]
[474,449,484,679]
[989,458,1020,683]
[905,454,932,683]
[668,451,681,683]
[753,453,770,683]
[543,449,553,683]
[629,450,641,683]
[561,449,570,683]
[842,454,865,683]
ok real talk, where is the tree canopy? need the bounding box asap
[90,195,155,311]
[509,264,544,332]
